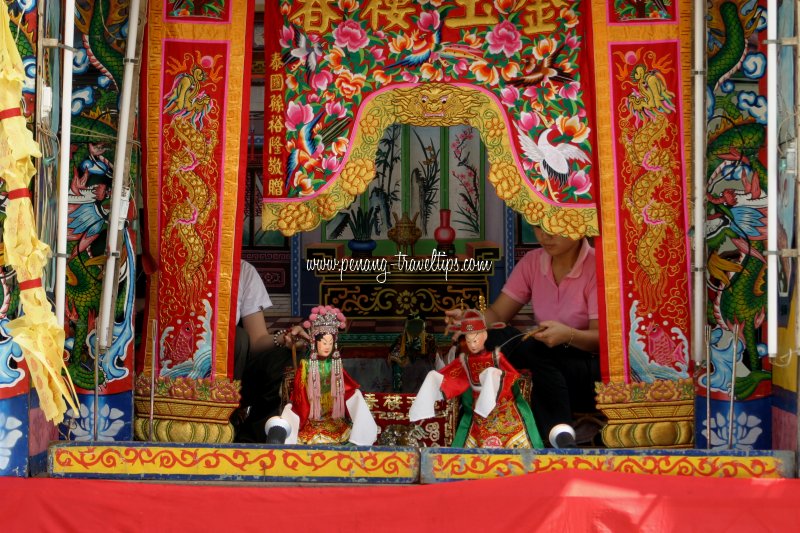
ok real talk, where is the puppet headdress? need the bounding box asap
[304,305,346,337]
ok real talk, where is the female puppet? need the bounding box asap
[282,305,377,446]
[410,309,543,448]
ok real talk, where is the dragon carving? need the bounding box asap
[59,0,131,391]
[391,83,482,127]
[619,61,682,315]
[162,115,218,304]
[704,1,770,399]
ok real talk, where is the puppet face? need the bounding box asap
[316,333,335,358]
[406,318,425,337]
[464,330,487,355]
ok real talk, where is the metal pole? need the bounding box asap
[727,324,739,449]
[691,0,709,362]
[795,0,800,362]
[55,0,76,327]
[96,0,144,351]
[704,324,711,450]
[92,336,99,440]
[91,0,144,440]
[766,0,779,359]
[149,319,157,441]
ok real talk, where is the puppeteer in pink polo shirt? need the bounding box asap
[501,239,598,330]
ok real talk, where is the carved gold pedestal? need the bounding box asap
[596,378,695,448]
[134,376,240,444]
[133,408,235,443]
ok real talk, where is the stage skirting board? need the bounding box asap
[47,442,795,483]
[3,469,800,532]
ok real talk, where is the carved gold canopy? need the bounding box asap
[262,83,599,240]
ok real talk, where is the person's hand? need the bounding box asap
[282,324,310,349]
[531,321,574,348]
[444,308,464,340]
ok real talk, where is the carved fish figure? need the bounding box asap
[163,321,196,367]
[645,323,686,370]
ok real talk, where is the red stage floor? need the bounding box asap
[2,469,799,532]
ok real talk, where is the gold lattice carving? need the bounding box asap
[322,283,487,320]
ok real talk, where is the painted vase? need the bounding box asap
[434,209,456,255]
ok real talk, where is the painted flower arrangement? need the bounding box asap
[328,204,380,241]
[451,128,481,235]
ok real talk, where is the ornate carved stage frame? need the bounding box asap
[262,83,599,240]
[261,0,696,448]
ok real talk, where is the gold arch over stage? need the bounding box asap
[262,83,599,240]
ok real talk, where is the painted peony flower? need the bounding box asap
[518,111,540,131]
[557,115,590,143]
[325,100,347,118]
[337,0,357,13]
[333,19,369,53]
[559,82,580,100]
[323,155,342,172]
[494,0,516,14]
[279,25,294,49]
[370,46,386,62]
[285,101,314,131]
[417,11,441,32]
[373,69,392,86]
[486,21,522,57]
[332,137,349,156]
[500,86,520,108]
[292,170,315,196]
[469,61,499,85]
[311,71,333,92]
[388,34,412,55]
[334,70,367,100]
[568,170,592,196]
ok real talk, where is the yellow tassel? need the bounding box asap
[0,6,78,424]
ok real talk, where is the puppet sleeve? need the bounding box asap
[410,359,468,421]
[346,390,378,446]
[474,352,520,417]
[342,367,361,401]
[290,361,310,429]
[438,358,470,399]
[496,352,521,397]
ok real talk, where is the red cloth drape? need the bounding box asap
[3,470,799,532]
